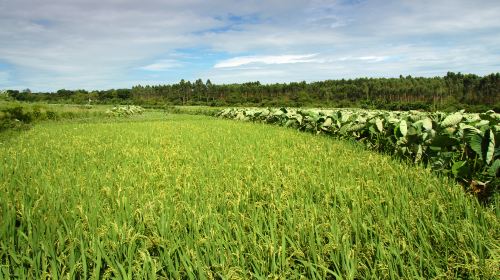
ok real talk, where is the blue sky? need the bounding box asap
[0,0,499,91]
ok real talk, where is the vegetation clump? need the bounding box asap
[0,102,109,132]
[0,106,35,131]
[218,108,500,197]
[105,105,144,117]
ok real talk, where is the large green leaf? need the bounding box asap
[399,120,408,137]
[375,118,384,132]
[483,129,495,165]
[466,129,496,164]
[284,119,298,127]
[407,127,418,136]
[321,118,333,131]
[431,134,459,148]
[465,130,483,157]
[441,113,463,128]
[235,112,246,120]
[459,124,481,134]
[421,118,433,131]
[452,161,469,178]
[415,145,423,163]
[480,110,500,125]
[346,123,366,133]
[413,118,430,131]
[488,159,500,177]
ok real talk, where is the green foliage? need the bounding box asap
[217,108,500,197]
[105,105,144,117]
[0,114,498,278]
[7,72,500,112]
[0,106,34,131]
[46,110,58,120]
[0,102,110,132]
[163,105,221,116]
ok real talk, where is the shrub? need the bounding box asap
[46,111,58,120]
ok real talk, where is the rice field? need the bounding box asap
[0,113,499,279]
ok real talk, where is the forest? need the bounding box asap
[5,72,500,112]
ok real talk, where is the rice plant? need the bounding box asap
[0,114,498,279]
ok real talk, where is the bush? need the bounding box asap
[46,111,58,120]
[0,107,34,132]
[3,107,34,123]
[105,105,144,117]
[32,107,45,120]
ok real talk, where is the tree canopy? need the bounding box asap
[6,72,500,112]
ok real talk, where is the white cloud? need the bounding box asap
[214,54,318,68]
[0,0,499,90]
[139,59,181,71]
[337,56,389,62]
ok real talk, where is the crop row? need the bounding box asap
[217,108,499,197]
[105,105,144,117]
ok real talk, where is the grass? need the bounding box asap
[0,113,499,279]
[0,101,159,134]
[0,101,112,132]
[164,105,223,116]
[0,100,113,114]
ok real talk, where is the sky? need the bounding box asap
[0,0,499,92]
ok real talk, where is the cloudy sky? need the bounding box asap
[1,0,499,91]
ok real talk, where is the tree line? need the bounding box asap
[5,72,500,112]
